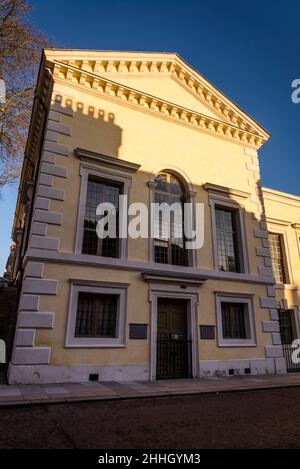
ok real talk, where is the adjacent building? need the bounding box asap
[5,50,300,384]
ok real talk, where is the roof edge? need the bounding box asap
[44,49,270,140]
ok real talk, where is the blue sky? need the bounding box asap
[0,0,299,274]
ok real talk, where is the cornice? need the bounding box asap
[44,49,270,140]
[47,60,266,149]
[262,187,300,207]
[74,147,141,174]
[203,182,251,199]
[266,217,291,227]
[170,64,263,136]
[141,271,206,285]
[69,279,130,288]
[25,249,275,285]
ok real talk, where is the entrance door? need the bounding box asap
[156,298,192,379]
[278,309,300,373]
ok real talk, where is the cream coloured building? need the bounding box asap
[6,49,300,384]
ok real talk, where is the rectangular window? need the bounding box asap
[221,302,248,339]
[269,233,286,283]
[66,282,128,347]
[216,295,256,346]
[215,208,240,272]
[75,292,118,338]
[278,309,295,344]
[82,177,121,258]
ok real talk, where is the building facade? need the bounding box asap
[6,50,300,384]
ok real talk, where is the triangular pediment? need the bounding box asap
[94,74,223,120]
[44,49,270,146]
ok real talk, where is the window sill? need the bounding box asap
[218,341,257,348]
[217,269,245,275]
[218,338,257,347]
[65,342,126,348]
[275,283,298,290]
[81,252,121,260]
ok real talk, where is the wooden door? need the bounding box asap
[156,299,191,379]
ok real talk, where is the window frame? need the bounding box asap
[215,206,241,273]
[148,168,197,268]
[216,294,256,347]
[278,308,296,344]
[65,281,128,347]
[75,163,132,259]
[269,232,287,284]
[82,176,122,258]
[74,149,140,260]
[268,229,291,285]
[153,172,187,267]
[209,196,249,274]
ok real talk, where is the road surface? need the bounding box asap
[0,387,299,448]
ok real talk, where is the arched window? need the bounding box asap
[153,172,187,266]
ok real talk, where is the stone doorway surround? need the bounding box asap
[142,271,206,380]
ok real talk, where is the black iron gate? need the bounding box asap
[278,309,300,373]
[156,335,192,379]
[282,344,300,373]
[0,284,18,382]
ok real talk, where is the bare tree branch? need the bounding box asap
[0,0,50,191]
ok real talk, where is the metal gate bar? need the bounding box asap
[156,338,192,379]
[282,344,300,373]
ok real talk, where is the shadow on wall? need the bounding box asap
[56,95,123,158]
[50,96,276,278]
[11,86,300,382]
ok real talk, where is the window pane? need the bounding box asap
[216,208,239,272]
[269,233,285,283]
[171,243,186,266]
[155,174,168,192]
[75,292,117,338]
[75,293,93,336]
[95,295,118,337]
[169,174,183,195]
[154,240,169,264]
[82,177,120,258]
[221,302,247,339]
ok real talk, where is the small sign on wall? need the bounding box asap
[200,325,215,340]
[129,324,148,339]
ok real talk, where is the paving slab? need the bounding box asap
[20,390,48,398]
[19,385,45,392]
[0,375,299,407]
[0,387,22,397]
